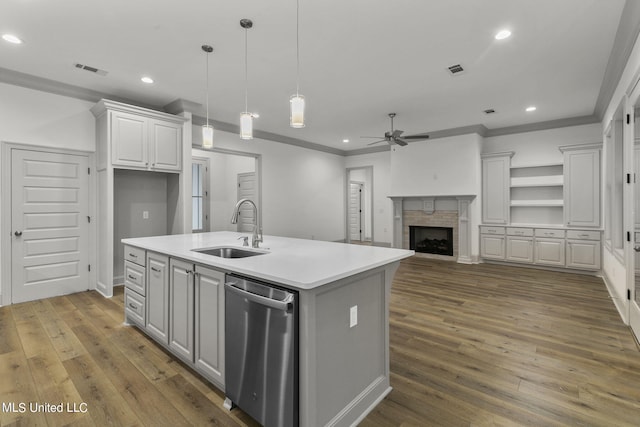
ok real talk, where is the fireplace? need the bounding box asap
[409,226,454,256]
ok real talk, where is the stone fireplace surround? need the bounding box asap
[388,195,475,263]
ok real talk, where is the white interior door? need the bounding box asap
[349,182,363,241]
[237,172,256,233]
[11,149,90,303]
[631,143,640,339]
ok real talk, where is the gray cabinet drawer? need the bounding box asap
[506,227,534,237]
[124,261,145,295]
[535,229,565,238]
[480,226,505,235]
[124,288,145,327]
[566,230,600,241]
[125,245,146,266]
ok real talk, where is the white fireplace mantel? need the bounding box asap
[388,195,476,263]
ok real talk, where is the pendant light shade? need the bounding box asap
[240,19,254,140]
[290,0,305,128]
[202,44,214,149]
[290,94,305,128]
[240,113,253,140]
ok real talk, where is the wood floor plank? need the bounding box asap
[0,351,48,426]
[0,306,21,355]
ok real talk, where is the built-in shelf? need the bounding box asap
[511,200,564,207]
[510,175,564,187]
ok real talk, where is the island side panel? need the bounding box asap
[299,262,398,427]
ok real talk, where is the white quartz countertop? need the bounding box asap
[122,232,414,290]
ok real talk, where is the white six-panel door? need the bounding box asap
[349,182,363,241]
[11,149,89,303]
[237,172,256,233]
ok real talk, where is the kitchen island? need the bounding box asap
[121,231,413,427]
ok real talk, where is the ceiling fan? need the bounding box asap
[361,113,430,146]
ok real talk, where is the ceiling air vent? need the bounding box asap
[447,64,465,75]
[73,63,108,76]
[484,109,496,114]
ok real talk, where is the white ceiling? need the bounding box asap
[0,0,627,151]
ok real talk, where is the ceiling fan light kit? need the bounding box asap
[290,0,305,128]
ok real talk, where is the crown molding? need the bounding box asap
[484,115,600,137]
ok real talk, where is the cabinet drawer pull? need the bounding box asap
[128,274,136,280]
[129,253,137,258]
[128,302,137,309]
[579,234,589,238]
[488,230,496,233]
[151,267,160,273]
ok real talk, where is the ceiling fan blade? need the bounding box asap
[391,129,404,138]
[393,138,408,146]
[360,136,384,139]
[367,140,387,146]
[402,133,430,140]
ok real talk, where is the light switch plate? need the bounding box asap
[350,305,358,328]
[143,211,149,219]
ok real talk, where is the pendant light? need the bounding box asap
[201,45,214,148]
[290,0,305,128]
[240,19,253,140]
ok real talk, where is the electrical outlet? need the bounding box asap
[350,305,358,328]
[143,211,149,219]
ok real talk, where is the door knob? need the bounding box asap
[14,231,22,237]
[635,245,640,252]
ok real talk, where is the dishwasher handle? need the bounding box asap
[225,282,294,311]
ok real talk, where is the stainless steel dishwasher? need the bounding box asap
[224,274,298,427]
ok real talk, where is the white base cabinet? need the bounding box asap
[123,249,226,391]
[480,226,601,271]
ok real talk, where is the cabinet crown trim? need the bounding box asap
[481,151,515,159]
[558,143,602,153]
[91,99,188,123]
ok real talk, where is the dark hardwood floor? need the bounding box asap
[1,257,639,426]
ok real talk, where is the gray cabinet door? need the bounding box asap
[146,252,169,344]
[480,235,505,259]
[194,265,225,388]
[169,258,194,362]
[111,111,148,168]
[563,147,600,227]
[482,153,512,224]
[534,238,565,266]
[506,236,533,263]
[149,119,182,172]
[566,239,601,270]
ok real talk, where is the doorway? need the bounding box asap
[628,86,640,340]
[192,157,210,233]
[346,166,373,244]
[4,147,91,304]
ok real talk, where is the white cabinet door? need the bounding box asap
[194,265,225,388]
[566,239,601,270]
[482,153,513,224]
[534,238,565,266]
[480,235,505,259]
[149,119,182,172]
[111,111,148,168]
[506,236,533,263]
[169,258,194,362]
[563,146,601,227]
[146,252,169,344]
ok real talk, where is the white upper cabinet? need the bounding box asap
[92,99,186,173]
[560,144,601,228]
[481,152,514,224]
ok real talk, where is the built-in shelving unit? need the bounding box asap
[509,163,564,225]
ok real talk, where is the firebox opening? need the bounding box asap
[409,226,453,256]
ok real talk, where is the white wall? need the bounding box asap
[193,127,345,242]
[345,151,393,245]
[390,134,482,197]
[0,84,96,304]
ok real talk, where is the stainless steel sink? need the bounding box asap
[192,247,267,258]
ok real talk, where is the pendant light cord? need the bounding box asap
[296,0,300,96]
[206,50,210,127]
[245,27,249,113]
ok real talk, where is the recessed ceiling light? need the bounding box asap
[252,113,260,118]
[141,76,154,84]
[526,106,537,112]
[495,29,511,40]
[342,139,349,143]
[2,34,23,44]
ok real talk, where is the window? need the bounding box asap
[192,158,210,233]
